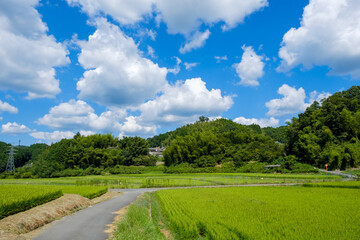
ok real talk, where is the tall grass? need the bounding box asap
[112,193,166,240]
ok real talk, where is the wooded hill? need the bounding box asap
[162,119,283,167]
[286,86,360,170]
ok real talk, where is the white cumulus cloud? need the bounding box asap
[66,0,155,25]
[266,84,308,117]
[67,0,268,52]
[179,30,210,54]
[30,130,95,143]
[37,99,126,131]
[138,78,233,124]
[76,18,168,107]
[1,122,31,134]
[233,117,279,128]
[0,0,69,99]
[118,116,157,138]
[155,0,268,35]
[234,46,265,86]
[0,100,18,114]
[278,0,360,79]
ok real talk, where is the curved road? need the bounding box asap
[33,184,296,240]
[33,188,157,240]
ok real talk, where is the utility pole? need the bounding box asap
[5,145,16,173]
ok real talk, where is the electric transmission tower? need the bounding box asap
[5,145,16,172]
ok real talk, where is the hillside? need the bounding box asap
[286,86,360,170]
[163,118,283,167]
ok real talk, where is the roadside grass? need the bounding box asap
[112,193,166,240]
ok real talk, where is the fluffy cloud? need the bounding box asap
[37,99,126,131]
[155,0,268,35]
[118,116,157,138]
[67,0,268,52]
[0,0,69,99]
[179,30,210,54]
[30,130,95,143]
[278,0,360,79]
[265,84,308,117]
[233,117,279,128]
[1,122,31,134]
[138,78,233,124]
[234,46,265,86]
[66,0,155,25]
[0,100,18,114]
[76,19,167,107]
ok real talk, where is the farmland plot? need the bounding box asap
[0,185,107,219]
[156,187,360,239]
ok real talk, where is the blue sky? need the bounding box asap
[0,0,359,145]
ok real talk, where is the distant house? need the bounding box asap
[149,147,165,158]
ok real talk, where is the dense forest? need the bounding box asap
[163,119,283,167]
[286,86,360,170]
[1,86,359,177]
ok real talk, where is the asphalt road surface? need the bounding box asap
[33,188,157,240]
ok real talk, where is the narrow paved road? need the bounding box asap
[33,184,296,240]
[33,188,157,240]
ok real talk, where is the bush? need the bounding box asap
[195,155,216,168]
[133,155,157,166]
[237,162,267,173]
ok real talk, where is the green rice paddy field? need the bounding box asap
[156,186,360,239]
[0,185,107,219]
[0,172,342,188]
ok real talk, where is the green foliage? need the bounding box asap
[164,119,283,167]
[0,141,10,172]
[28,134,151,177]
[157,187,360,239]
[132,155,157,166]
[119,136,149,165]
[286,86,360,170]
[262,126,288,143]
